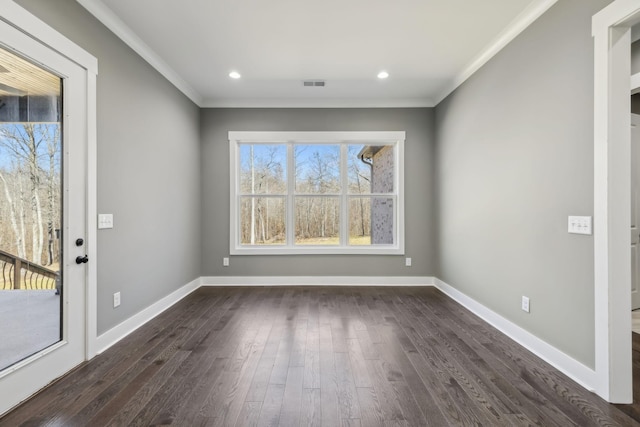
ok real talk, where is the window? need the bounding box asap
[230,131,405,255]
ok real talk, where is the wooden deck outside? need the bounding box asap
[0,249,58,291]
[0,289,60,371]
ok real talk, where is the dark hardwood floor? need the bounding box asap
[2,286,639,426]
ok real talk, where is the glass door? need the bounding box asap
[0,45,63,371]
[0,16,88,416]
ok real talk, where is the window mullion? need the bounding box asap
[340,143,348,247]
[286,143,295,247]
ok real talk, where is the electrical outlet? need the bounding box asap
[223,257,230,267]
[113,292,121,308]
[521,296,530,313]
[405,257,412,267]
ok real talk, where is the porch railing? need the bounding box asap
[0,249,59,290]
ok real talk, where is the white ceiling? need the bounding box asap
[76,0,556,108]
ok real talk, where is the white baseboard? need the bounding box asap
[94,277,201,354]
[200,276,434,287]
[432,277,597,393]
[92,274,597,396]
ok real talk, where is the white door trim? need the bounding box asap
[0,0,98,389]
[592,0,640,403]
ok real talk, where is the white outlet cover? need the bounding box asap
[98,213,114,229]
[568,216,592,235]
[405,257,412,266]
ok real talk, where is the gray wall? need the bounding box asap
[17,0,202,334]
[201,108,436,277]
[434,0,612,368]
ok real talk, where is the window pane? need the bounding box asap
[239,144,287,194]
[295,144,340,194]
[0,46,62,370]
[348,144,371,195]
[349,144,394,194]
[371,197,394,244]
[349,197,371,245]
[240,197,286,245]
[295,197,340,245]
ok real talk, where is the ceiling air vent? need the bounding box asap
[303,80,325,87]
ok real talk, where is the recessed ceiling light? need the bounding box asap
[377,71,389,79]
[229,71,241,79]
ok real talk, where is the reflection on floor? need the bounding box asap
[0,290,60,370]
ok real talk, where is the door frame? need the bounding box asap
[0,0,97,412]
[631,113,640,310]
[592,0,640,404]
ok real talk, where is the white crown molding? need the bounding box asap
[201,97,435,108]
[433,0,558,105]
[75,0,553,109]
[75,0,203,106]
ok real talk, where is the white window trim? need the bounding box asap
[229,131,405,255]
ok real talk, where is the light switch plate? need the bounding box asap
[568,216,592,235]
[98,214,114,229]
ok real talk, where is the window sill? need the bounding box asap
[230,245,405,256]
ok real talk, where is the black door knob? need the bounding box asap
[75,255,89,264]
[76,238,84,246]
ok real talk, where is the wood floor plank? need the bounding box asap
[3,286,640,427]
[363,357,406,423]
[244,356,275,403]
[290,319,308,367]
[346,338,372,388]
[269,322,295,386]
[278,366,304,426]
[319,323,340,427]
[334,351,362,420]
[303,329,320,389]
[235,401,262,427]
[300,388,321,427]
[209,324,273,427]
[256,383,285,427]
[356,386,385,427]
